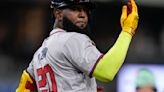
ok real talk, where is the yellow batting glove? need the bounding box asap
[16,70,37,92]
[120,0,139,36]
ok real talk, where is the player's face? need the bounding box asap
[137,86,155,92]
[62,5,89,29]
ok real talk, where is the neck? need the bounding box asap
[53,20,63,29]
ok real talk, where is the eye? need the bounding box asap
[69,6,79,11]
[68,5,89,12]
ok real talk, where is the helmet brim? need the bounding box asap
[53,2,96,10]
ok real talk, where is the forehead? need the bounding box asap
[55,5,85,11]
[68,4,89,9]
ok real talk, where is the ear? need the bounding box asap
[53,9,63,21]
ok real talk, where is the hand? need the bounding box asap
[16,70,37,92]
[120,0,139,36]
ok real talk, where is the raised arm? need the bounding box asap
[92,0,139,82]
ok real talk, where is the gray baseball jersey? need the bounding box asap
[27,28,103,92]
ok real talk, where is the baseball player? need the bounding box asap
[16,0,139,92]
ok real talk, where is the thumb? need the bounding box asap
[121,5,128,27]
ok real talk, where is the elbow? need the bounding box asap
[105,73,116,82]
[99,73,116,82]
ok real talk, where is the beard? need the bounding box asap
[62,16,92,37]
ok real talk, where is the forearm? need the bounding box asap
[93,31,132,82]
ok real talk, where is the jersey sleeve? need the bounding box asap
[63,33,103,76]
[26,60,35,79]
[26,48,41,79]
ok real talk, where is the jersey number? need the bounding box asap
[37,64,57,92]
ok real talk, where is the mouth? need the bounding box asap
[76,21,87,28]
[76,21,86,24]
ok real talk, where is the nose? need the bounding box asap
[78,9,87,18]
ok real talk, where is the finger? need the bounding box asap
[121,5,127,26]
[130,0,138,13]
[121,5,127,19]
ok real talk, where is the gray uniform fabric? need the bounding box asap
[27,28,102,92]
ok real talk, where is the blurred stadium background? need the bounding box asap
[0,0,164,92]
